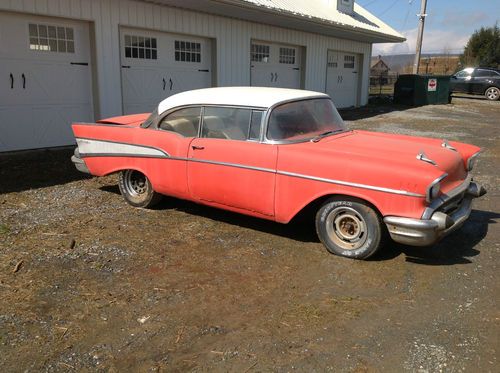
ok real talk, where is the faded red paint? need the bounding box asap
[72,116,480,223]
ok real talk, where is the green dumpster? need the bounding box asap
[393,74,451,106]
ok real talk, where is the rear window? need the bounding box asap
[267,98,346,142]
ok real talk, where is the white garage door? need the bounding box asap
[0,13,94,152]
[250,41,302,89]
[120,28,212,115]
[325,51,360,108]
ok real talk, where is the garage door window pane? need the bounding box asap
[67,40,75,53]
[344,55,355,68]
[251,44,270,63]
[29,23,75,53]
[57,26,65,39]
[29,24,38,37]
[58,40,66,52]
[48,26,56,38]
[49,39,57,52]
[39,25,48,37]
[124,34,157,60]
[279,47,295,64]
[175,40,202,63]
[159,107,201,137]
[202,107,252,141]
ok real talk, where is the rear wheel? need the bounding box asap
[118,170,162,208]
[485,87,500,101]
[315,198,384,259]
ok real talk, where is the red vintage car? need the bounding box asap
[72,87,486,259]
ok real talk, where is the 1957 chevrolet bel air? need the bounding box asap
[71,87,486,259]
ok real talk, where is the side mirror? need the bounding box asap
[451,75,457,79]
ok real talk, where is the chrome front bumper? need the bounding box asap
[384,181,486,246]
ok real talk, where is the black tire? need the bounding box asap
[315,197,384,259]
[484,87,500,101]
[118,170,162,208]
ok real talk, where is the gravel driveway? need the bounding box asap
[0,97,498,372]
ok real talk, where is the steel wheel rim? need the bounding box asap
[486,88,499,100]
[124,170,147,197]
[325,207,367,250]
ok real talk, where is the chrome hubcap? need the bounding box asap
[326,207,367,250]
[124,170,147,196]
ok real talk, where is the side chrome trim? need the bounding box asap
[76,138,170,158]
[173,157,276,174]
[277,170,425,197]
[76,137,425,198]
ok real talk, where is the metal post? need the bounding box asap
[413,0,427,74]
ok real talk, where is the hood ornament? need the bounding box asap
[441,140,457,152]
[416,151,437,166]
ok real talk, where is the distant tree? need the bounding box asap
[461,23,500,68]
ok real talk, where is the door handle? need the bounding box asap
[10,73,13,89]
[70,62,89,66]
[191,145,205,150]
[169,78,173,91]
[22,73,26,89]
[162,78,166,91]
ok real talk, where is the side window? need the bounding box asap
[475,69,499,77]
[202,107,252,141]
[456,70,472,78]
[158,107,201,137]
[248,111,263,140]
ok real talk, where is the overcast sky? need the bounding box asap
[357,0,500,55]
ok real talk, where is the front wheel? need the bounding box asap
[485,87,500,101]
[118,170,162,208]
[315,198,384,259]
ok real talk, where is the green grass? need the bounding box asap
[0,224,10,235]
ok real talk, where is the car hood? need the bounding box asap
[328,130,464,177]
[278,130,469,195]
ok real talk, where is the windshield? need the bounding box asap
[267,98,347,142]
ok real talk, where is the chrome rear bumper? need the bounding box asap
[71,148,90,174]
[384,181,486,246]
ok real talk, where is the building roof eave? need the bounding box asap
[141,0,405,44]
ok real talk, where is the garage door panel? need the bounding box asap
[169,68,212,95]
[120,27,213,114]
[0,12,94,152]
[250,41,302,89]
[122,67,166,114]
[326,51,359,108]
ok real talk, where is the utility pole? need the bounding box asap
[413,0,428,74]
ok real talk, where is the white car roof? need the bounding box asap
[157,87,329,114]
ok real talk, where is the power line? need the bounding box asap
[379,0,401,17]
[360,0,382,8]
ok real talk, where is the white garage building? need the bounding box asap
[0,0,403,152]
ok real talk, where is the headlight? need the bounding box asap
[426,174,447,203]
[467,152,480,171]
